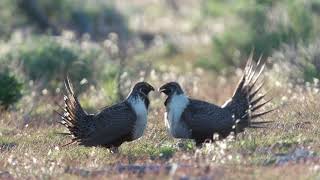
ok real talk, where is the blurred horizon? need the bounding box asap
[1,1,320,179]
[1,0,320,109]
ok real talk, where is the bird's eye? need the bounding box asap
[140,87,148,95]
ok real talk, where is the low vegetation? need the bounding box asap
[0,71,22,109]
[201,0,320,71]
[0,0,320,179]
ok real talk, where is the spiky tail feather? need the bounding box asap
[59,77,89,146]
[222,54,275,133]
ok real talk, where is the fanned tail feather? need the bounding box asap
[58,76,90,146]
[222,53,274,133]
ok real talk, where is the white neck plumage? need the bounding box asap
[165,93,190,138]
[166,93,189,110]
[128,96,147,113]
[128,95,148,140]
[165,93,189,124]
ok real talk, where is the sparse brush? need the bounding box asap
[269,39,320,84]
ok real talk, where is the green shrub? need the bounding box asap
[202,0,319,71]
[0,0,129,40]
[0,71,22,109]
[18,0,129,39]
[20,37,92,90]
[0,0,27,38]
[45,0,127,34]
[269,40,320,83]
[1,35,118,93]
[163,42,179,57]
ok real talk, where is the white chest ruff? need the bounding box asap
[164,94,191,138]
[129,98,148,140]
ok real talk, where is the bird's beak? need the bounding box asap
[150,85,155,92]
[145,84,154,94]
[158,85,166,93]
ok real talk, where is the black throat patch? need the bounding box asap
[144,96,150,109]
[164,95,172,106]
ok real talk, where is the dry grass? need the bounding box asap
[1,0,320,179]
[1,57,320,179]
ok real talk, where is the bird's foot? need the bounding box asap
[109,146,119,154]
[195,143,203,148]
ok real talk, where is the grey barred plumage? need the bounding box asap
[160,55,275,146]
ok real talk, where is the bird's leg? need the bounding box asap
[233,131,238,140]
[195,142,203,148]
[204,138,213,144]
[109,146,119,154]
[195,138,208,148]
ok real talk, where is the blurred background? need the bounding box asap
[1,1,320,178]
[1,0,320,122]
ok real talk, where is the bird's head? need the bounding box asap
[129,82,154,99]
[159,82,184,97]
[128,82,154,109]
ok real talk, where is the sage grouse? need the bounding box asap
[59,77,154,151]
[159,57,274,146]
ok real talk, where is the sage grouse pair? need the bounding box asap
[59,57,273,151]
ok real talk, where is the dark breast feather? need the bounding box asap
[82,101,137,147]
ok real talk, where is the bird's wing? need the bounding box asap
[82,101,136,146]
[181,99,234,137]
